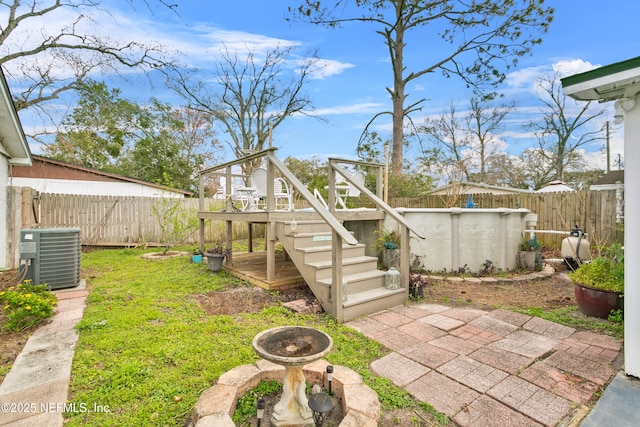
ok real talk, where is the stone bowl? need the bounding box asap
[252,326,333,367]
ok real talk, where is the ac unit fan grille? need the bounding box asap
[20,228,81,290]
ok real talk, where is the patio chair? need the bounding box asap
[335,171,365,209]
[313,188,329,209]
[274,177,294,211]
[250,167,268,209]
[221,176,256,211]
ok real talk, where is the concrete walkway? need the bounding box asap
[346,303,627,426]
[0,288,87,427]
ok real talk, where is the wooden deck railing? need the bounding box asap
[327,159,426,296]
[197,149,426,319]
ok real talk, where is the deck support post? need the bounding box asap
[328,163,337,212]
[400,224,410,299]
[198,174,206,254]
[332,230,344,321]
[226,220,233,266]
[267,221,276,282]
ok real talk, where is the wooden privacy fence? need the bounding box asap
[386,190,623,248]
[37,189,623,249]
[37,194,258,247]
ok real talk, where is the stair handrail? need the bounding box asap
[265,151,358,246]
[328,160,426,240]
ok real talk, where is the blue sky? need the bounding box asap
[10,0,640,171]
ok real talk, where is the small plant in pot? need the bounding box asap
[373,228,400,269]
[568,243,624,319]
[518,234,542,271]
[203,241,227,272]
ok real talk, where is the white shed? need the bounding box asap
[10,155,193,198]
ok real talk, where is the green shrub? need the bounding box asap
[568,244,624,293]
[0,281,57,331]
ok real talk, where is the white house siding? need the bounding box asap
[9,177,184,198]
[0,155,8,268]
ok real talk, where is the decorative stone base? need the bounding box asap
[187,359,380,427]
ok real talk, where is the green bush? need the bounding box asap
[568,244,624,293]
[0,281,57,331]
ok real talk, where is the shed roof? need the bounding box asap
[592,170,624,185]
[12,155,193,196]
[430,181,532,195]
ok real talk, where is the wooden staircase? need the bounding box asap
[274,218,407,322]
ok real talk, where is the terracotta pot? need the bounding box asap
[574,282,623,319]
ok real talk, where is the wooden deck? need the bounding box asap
[224,251,307,290]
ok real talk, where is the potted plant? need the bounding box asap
[191,248,203,264]
[568,243,624,318]
[517,234,542,271]
[373,228,400,269]
[203,241,226,272]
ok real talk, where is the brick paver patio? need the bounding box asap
[347,303,623,427]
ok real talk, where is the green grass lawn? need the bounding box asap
[66,247,446,426]
[66,248,623,426]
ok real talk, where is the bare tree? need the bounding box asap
[419,96,512,183]
[530,74,607,181]
[464,96,514,182]
[171,44,318,176]
[419,102,471,181]
[0,0,177,139]
[289,0,554,176]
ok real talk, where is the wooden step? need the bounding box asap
[288,231,334,249]
[306,256,379,280]
[342,287,407,322]
[317,270,387,294]
[274,217,408,322]
[282,220,331,234]
[289,231,355,249]
[296,243,366,263]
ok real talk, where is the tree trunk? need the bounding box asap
[391,16,406,177]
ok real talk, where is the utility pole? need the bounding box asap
[614,153,623,170]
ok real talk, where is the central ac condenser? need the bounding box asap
[20,228,81,290]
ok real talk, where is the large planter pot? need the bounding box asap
[574,282,623,319]
[204,254,225,272]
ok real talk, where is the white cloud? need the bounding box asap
[504,65,550,90]
[498,130,539,140]
[311,102,383,116]
[504,59,600,95]
[201,29,300,57]
[305,58,354,80]
[552,59,600,78]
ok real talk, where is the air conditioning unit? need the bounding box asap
[20,228,81,290]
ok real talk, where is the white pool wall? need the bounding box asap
[384,208,534,273]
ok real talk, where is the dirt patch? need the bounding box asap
[424,272,576,311]
[141,251,190,260]
[196,286,319,316]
